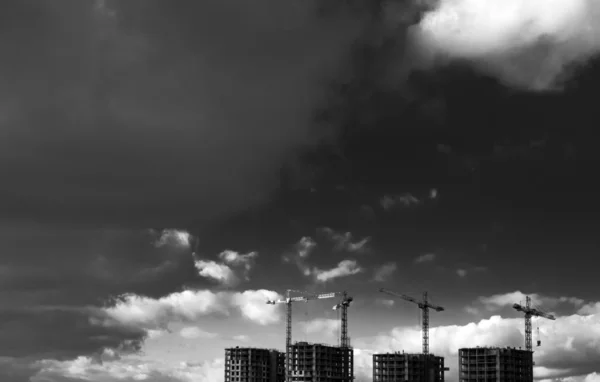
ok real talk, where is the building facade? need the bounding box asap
[288,341,354,382]
[458,347,533,382]
[373,352,446,382]
[225,347,285,382]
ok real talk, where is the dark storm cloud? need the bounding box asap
[0,357,39,382]
[0,0,376,227]
[0,223,196,302]
[0,305,145,359]
[0,0,383,367]
[0,0,437,374]
[0,224,199,360]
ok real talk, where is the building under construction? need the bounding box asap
[458,347,533,382]
[374,289,448,381]
[288,341,353,382]
[373,352,446,382]
[224,347,285,382]
[266,290,354,382]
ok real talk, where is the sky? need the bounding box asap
[0,0,599,381]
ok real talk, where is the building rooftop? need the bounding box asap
[374,352,444,357]
[292,341,350,348]
[459,346,528,351]
[226,346,282,352]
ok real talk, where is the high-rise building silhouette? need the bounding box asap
[288,341,353,382]
[225,347,285,382]
[373,351,446,382]
[458,347,533,382]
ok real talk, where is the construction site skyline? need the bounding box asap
[221,288,570,382]
[3,0,599,381]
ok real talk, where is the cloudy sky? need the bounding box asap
[1,0,599,381]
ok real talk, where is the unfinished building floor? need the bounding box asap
[288,341,353,382]
[459,347,533,382]
[225,346,285,382]
[373,352,446,382]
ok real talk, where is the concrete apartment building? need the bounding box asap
[288,341,354,382]
[373,352,446,382]
[225,347,285,382]
[458,347,533,382]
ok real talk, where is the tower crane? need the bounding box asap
[332,291,353,348]
[513,295,556,352]
[379,288,444,355]
[267,289,341,382]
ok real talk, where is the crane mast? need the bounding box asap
[423,292,429,355]
[333,291,354,348]
[267,289,341,382]
[513,295,556,352]
[379,288,444,355]
[286,299,292,371]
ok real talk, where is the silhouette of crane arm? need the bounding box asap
[379,288,445,311]
[512,303,555,319]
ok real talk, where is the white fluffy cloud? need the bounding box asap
[344,237,371,253]
[541,372,600,382]
[476,291,585,313]
[179,326,218,340]
[32,355,225,382]
[380,193,420,210]
[232,334,250,343]
[195,260,239,286]
[153,229,192,249]
[299,318,340,337]
[100,289,283,331]
[171,359,225,382]
[352,293,600,381]
[230,289,283,325]
[373,262,397,282]
[414,0,600,91]
[414,253,436,263]
[375,298,395,308]
[195,250,259,286]
[282,236,316,276]
[318,227,371,253]
[456,265,487,278]
[147,329,165,340]
[284,234,367,279]
[578,303,600,315]
[314,260,363,283]
[218,250,258,275]
[295,237,317,258]
[101,290,229,330]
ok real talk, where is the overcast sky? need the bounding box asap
[1,0,599,381]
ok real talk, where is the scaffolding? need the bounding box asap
[288,341,354,382]
[373,352,446,382]
[225,347,285,382]
[458,347,533,382]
